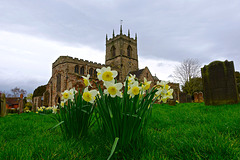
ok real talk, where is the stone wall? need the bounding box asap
[201,60,239,105]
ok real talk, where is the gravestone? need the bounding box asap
[198,92,204,103]
[168,100,176,106]
[18,94,24,114]
[186,95,192,103]
[0,93,7,117]
[201,60,239,105]
[193,92,199,103]
[179,92,187,103]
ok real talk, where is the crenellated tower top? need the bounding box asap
[105,25,139,81]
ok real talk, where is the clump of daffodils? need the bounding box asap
[155,81,174,103]
[37,106,58,114]
[60,67,174,105]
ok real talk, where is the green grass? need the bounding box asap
[1,103,240,159]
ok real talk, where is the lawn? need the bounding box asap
[1,103,240,159]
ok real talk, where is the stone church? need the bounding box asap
[34,25,180,107]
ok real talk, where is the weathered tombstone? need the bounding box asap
[201,60,239,105]
[18,94,24,114]
[198,92,204,103]
[179,92,187,103]
[0,93,7,117]
[186,95,192,103]
[168,99,176,106]
[193,92,199,103]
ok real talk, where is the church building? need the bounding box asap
[34,25,180,107]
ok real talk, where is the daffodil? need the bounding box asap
[127,81,141,98]
[60,101,65,108]
[69,88,76,101]
[62,90,70,102]
[82,74,92,87]
[104,81,123,98]
[82,87,98,104]
[25,110,31,113]
[142,77,151,91]
[127,74,136,85]
[96,68,102,80]
[61,89,74,103]
[97,67,118,83]
[52,105,58,114]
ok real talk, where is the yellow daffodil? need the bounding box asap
[127,74,136,84]
[96,68,102,80]
[82,87,98,104]
[82,74,92,87]
[97,67,118,83]
[127,81,141,98]
[69,88,76,101]
[143,77,151,91]
[104,81,123,98]
[61,89,74,103]
[52,105,58,114]
[25,110,31,113]
[60,101,65,108]
[62,90,70,102]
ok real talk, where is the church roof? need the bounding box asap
[153,75,159,81]
[129,69,144,78]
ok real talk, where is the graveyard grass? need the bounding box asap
[1,103,240,159]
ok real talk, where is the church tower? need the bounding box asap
[105,25,138,81]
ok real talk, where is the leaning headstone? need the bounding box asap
[186,95,192,103]
[198,92,204,103]
[18,94,24,114]
[201,60,239,105]
[193,92,199,103]
[0,93,7,117]
[179,92,187,103]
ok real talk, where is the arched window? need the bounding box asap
[80,66,85,75]
[89,68,93,77]
[127,45,132,57]
[56,73,61,92]
[111,46,116,57]
[94,70,97,78]
[75,65,79,73]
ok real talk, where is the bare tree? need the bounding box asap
[11,87,27,97]
[172,58,201,86]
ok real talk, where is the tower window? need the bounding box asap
[89,68,93,77]
[75,65,79,73]
[111,46,116,57]
[56,73,61,92]
[80,66,85,75]
[127,45,132,57]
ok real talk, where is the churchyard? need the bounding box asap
[1,61,240,159]
[1,103,240,159]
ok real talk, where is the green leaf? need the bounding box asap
[107,137,119,160]
[48,121,64,130]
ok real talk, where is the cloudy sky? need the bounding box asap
[0,0,240,94]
